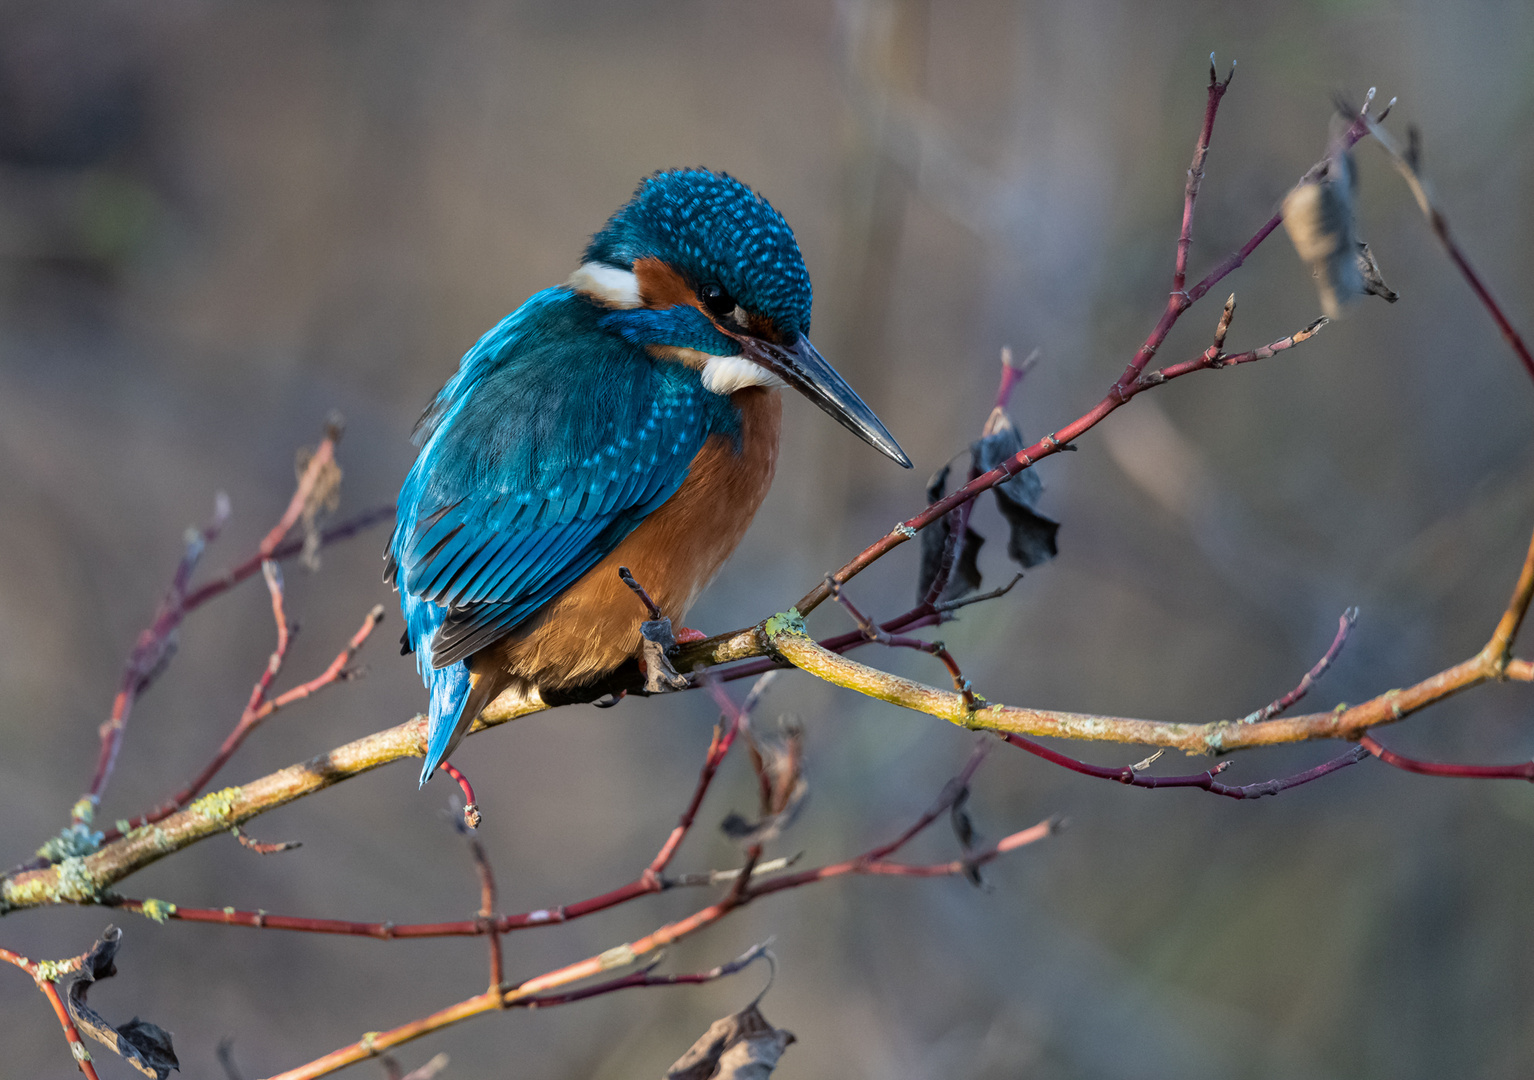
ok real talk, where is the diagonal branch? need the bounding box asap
[1365,118,1534,386]
[1174,55,1236,294]
[2,943,101,1079]
[1243,608,1358,724]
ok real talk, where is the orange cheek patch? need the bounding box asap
[633,257,700,311]
[633,256,789,346]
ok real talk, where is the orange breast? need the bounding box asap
[481,386,782,690]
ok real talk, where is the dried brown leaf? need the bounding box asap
[916,463,986,603]
[66,926,180,1079]
[975,408,1060,570]
[665,1004,795,1080]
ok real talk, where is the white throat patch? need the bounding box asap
[700,354,786,395]
[568,261,641,308]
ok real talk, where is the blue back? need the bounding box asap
[389,287,740,779]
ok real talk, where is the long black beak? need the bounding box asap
[736,333,912,468]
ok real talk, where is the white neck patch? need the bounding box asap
[568,261,641,308]
[700,354,786,395]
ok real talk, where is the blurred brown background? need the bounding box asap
[3,1,1533,1077]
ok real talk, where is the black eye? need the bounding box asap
[701,282,735,318]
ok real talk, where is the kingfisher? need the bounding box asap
[388,169,911,787]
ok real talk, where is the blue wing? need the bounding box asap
[388,289,721,782]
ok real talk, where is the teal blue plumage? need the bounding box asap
[389,288,741,783]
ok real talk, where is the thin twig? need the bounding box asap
[73,414,387,830]
[1365,118,1534,386]
[231,827,301,855]
[999,733,1370,799]
[1174,55,1236,294]
[993,345,1040,414]
[516,940,772,1008]
[1,945,102,1080]
[459,827,502,993]
[74,493,230,825]
[1359,734,1534,780]
[828,578,979,711]
[95,604,386,847]
[1243,608,1358,723]
[441,763,480,830]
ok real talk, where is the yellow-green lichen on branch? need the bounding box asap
[2,854,110,912]
[35,822,104,862]
[763,608,807,641]
[138,897,178,924]
[188,787,244,826]
[32,957,78,983]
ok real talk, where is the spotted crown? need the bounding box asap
[583,169,813,338]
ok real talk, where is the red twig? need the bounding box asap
[1174,56,1235,295]
[440,763,481,830]
[94,604,386,848]
[862,739,991,863]
[1365,118,1534,387]
[232,827,301,855]
[993,346,1039,414]
[1359,734,1534,780]
[1,946,100,1080]
[116,685,775,940]
[827,578,979,711]
[999,733,1370,799]
[1244,608,1357,723]
[257,418,343,559]
[75,494,230,825]
[460,829,503,993]
[178,505,394,614]
[750,814,1059,891]
[514,940,771,1008]
[718,578,1022,685]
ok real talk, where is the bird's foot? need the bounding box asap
[638,617,691,693]
[673,626,708,645]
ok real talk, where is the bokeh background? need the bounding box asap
[3,1,1533,1077]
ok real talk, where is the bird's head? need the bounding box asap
[571,169,910,468]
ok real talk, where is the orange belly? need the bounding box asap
[473,386,781,691]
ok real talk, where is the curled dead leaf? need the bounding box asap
[65,926,179,1079]
[665,1003,795,1080]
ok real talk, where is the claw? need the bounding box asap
[639,617,690,692]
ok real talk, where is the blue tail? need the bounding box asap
[421,662,471,787]
[399,586,473,788]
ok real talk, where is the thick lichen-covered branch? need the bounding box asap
[0,691,543,914]
[8,526,1532,913]
[763,524,1534,754]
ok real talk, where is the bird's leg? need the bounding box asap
[638,617,690,692]
[619,565,693,692]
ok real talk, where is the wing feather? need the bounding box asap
[389,289,723,673]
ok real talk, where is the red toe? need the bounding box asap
[674,626,708,645]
